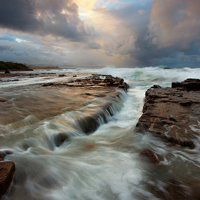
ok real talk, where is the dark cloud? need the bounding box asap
[0,0,40,31]
[135,0,200,66]
[111,0,200,67]
[0,0,88,41]
[0,0,200,67]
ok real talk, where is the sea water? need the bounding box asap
[1,67,200,200]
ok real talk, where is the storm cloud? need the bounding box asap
[0,0,89,41]
[109,0,200,66]
[0,0,200,67]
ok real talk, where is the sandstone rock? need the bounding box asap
[136,79,200,148]
[0,161,15,197]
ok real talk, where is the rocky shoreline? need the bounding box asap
[137,79,200,200]
[136,78,200,149]
[0,76,199,199]
[0,74,128,198]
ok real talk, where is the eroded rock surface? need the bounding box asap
[42,74,129,91]
[136,79,200,148]
[0,161,15,197]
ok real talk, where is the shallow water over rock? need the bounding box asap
[0,67,200,200]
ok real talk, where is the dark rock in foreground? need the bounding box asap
[136,79,200,148]
[0,161,15,197]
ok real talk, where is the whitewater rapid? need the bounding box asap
[1,67,200,200]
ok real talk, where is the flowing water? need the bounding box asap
[0,67,200,200]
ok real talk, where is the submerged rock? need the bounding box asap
[140,149,162,164]
[148,179,199,200]
[54,133,70,147]
[0,161,15,197]
[136,79,200,148]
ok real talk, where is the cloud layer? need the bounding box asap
[0,0,89,41]
[0,0,200,67]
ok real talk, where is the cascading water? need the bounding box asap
[1,67,200,200]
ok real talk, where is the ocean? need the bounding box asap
[0,67,200,200]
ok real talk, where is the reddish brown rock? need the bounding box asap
[0,161,15,197]
[140,149,161,164]
[136,79,200,148]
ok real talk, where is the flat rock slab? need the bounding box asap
[136,79,200,148]
[42,74,129,91]
[0,161,15,197]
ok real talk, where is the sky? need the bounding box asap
[0,0,200,67]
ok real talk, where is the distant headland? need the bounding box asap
[0,61,33,72]
[0,61,64,73]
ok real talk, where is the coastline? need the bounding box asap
[0,68,199,199]
[0,73,128,197]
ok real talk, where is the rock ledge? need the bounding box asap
[136,79,200,148]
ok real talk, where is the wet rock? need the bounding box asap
[54,133,70,147]
[0,152,6,161]
[152,85,162,89]
[78,116,99,134]
[0,97,7,103]
[58,74,66,77]
[42,82,55,87]
[42,74,129,91]
[0,156,3,162]
[140,149,161,164]
[172,79,200,91]
[84,92,92,96]
[148,179,200,200]
[136,79,200,148]
[0,161,15,197]
[0,150,14,162]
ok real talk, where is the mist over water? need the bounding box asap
[1,67,200,200]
